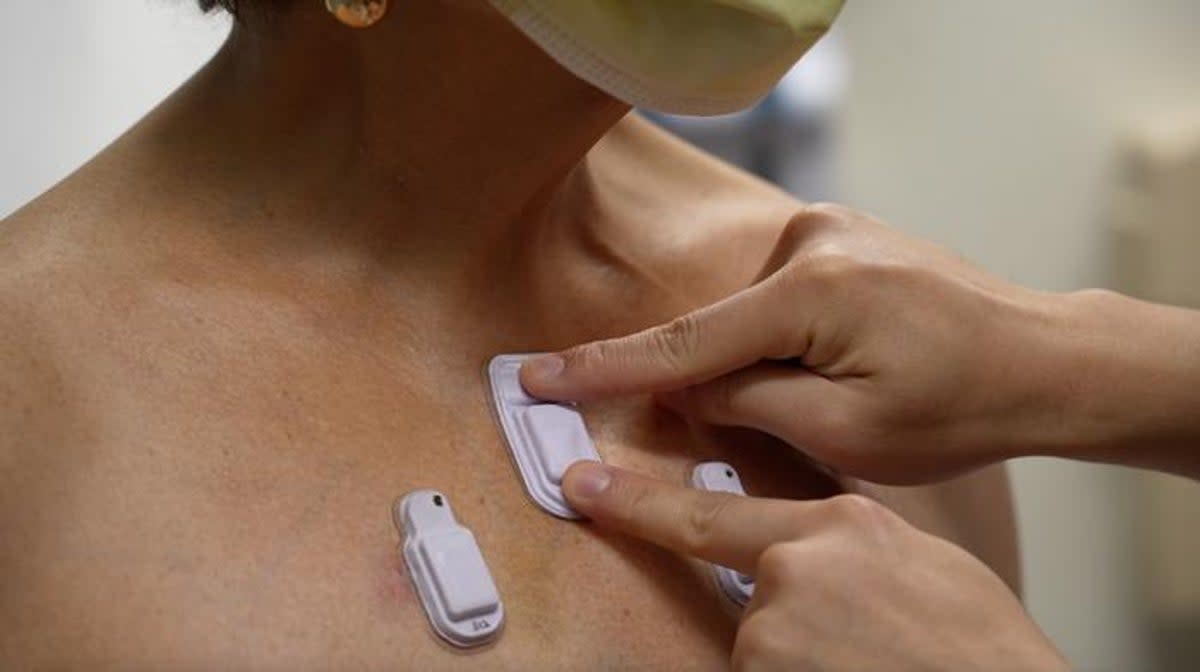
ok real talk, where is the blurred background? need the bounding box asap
[2,2,1198,669]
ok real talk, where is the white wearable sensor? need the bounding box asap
[395,490,505,648]
[691,462,756,608]
[487,354,602,519]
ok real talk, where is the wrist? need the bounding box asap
[1039,289,1200,474]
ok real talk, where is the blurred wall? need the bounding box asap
[836,2,1200,670]
[0,0,229,218]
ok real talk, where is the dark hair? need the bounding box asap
[198,0,237,12]
[198,0,294,17]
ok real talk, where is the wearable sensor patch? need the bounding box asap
[395,490,504,648]
[691,462,755,608]
[487,354,602,519]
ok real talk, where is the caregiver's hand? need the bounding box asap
[562,461,1068,672]
[523,204,1200,483]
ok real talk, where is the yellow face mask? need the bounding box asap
[489,0,845,116]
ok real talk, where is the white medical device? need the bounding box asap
[396,490,505,648]
[691,462,756,608]
[487,354,602,519]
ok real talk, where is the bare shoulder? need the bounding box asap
[0,192,132,662]
[0,193,103,470]
[589,114,804,305]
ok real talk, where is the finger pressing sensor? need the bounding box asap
[395,490,505,648]
[488,354,602,519]
[691,462,756,608]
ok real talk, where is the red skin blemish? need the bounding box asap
[376,548,416,617]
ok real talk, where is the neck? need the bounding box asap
[143,1,630,265]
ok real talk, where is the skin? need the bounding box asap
[0,2,1017,669]
[562,462,1070,672]
[519,198,1200,668]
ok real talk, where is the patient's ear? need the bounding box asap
[325,0,389,28]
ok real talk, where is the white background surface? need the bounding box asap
[0,1,230,215]
[4,2,1200,670]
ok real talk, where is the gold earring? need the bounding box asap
[325,0,388,28]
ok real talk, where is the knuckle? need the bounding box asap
[559,342,604,374]
[776,217,807,251]
[755,541,804,586]
[826,493,899,534]
[648,315,701,375]
[776,208,827,251]
[776,249,859,297]
[681,494,734,556]
[792,202,854,237]
[783,246,914,295]
[732,616,782,672]
[762,208,842,278]
[807,252,865,284]
[803,201,849,221]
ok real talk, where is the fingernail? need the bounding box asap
[522,354,564,381]
[565,461,611,503]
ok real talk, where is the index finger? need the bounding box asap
[562,461,822,574]
[520,276,796,402]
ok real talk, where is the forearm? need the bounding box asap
[1045,289,1200,478]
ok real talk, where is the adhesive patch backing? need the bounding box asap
[396,490,504,648]
[488,354,602,519]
